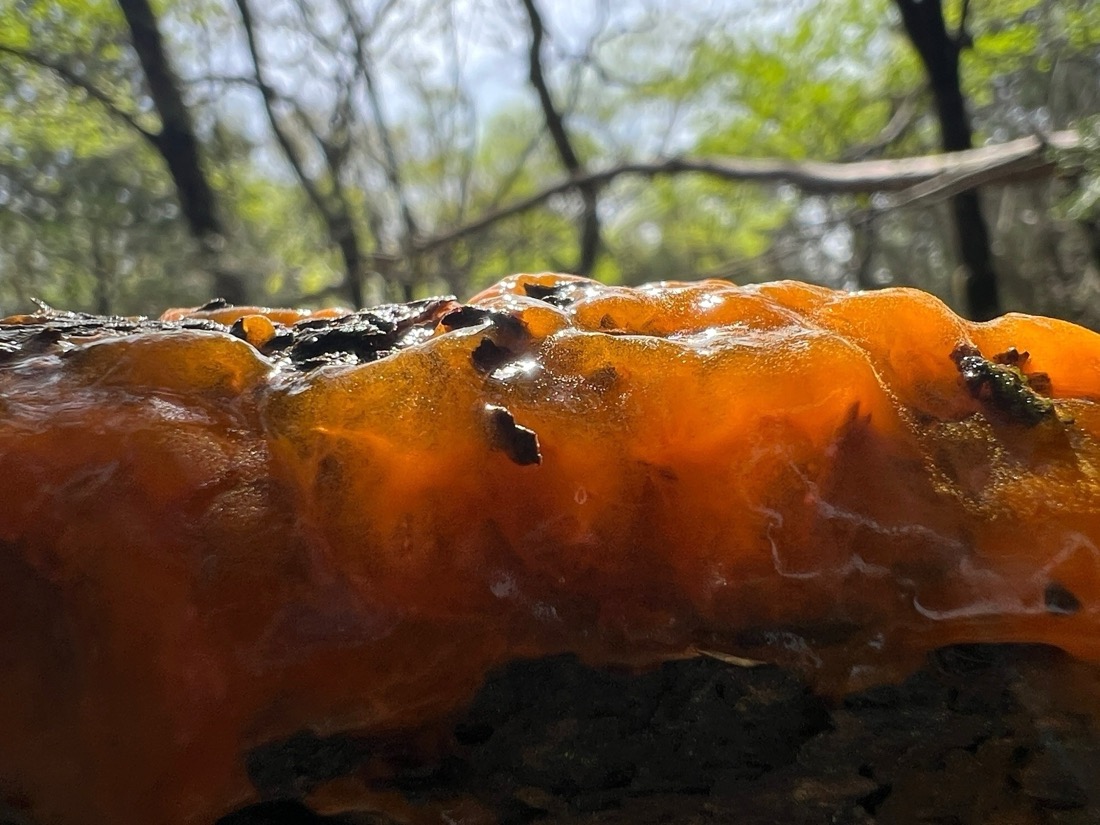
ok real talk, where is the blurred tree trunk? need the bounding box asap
[519,0,601,276]
[115,0,221,244]
[1084,220,1100,273]
[894,0,1001,320]
[115,0,250,303]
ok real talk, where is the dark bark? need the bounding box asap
[519,0,601,275]
[217,645,1100,824]
[1083,220,1100,274]
[334,218,367,309]
[894,0,1001,320]
[115,0,222,243]
[853,214,879,291]
[91,227,112,315]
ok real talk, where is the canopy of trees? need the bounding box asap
[1,0,1098,324]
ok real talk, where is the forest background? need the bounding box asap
[0,0,1098,325]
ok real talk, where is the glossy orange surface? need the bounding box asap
[2,274,1100,824]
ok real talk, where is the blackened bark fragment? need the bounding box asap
[485,404,541,466]
[264,332,295,353]
[176,319,224,332]
[440,307,528,339]
[522,282,576,307]
[0,328,63,364]
[290,322,393,364]
[1045,582,1082,615]
[1,316,143,362]
[280,298,453,366]
[22,328,62,355]
[449,311,532,376]
[442,308,528,336]
[244,731,371,799]
[490,311,530,341]
[228,318,251,342]
[522,283,559,302]
[0,297,456,371]
[440,306,492,330]
[992,348,1054,395]
[471,338,515,373]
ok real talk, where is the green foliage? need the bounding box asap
[411,104,587,290]
[962,0,1100,130]
[0,141,197,313]
[601,0,926,284]
[1055,115,1100,223]
[0,0,1096,319]
[0,0,197,313]
[0,0,194,312]
[680,0,922,159]
[607,176,789,284]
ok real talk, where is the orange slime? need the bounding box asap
[2,274,1100,824]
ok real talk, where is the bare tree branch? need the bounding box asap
[519,0,601,275]
[0,43,158,145]
[416,131,1080,254]
[840,89,924,161]
[234,0,326,218]
[287,0,391,283]
[335,0,420,297]
[181,72,260,87]
[233,0,367,306]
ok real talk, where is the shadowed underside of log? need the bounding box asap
[222,644,1100,825]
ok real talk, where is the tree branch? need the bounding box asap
[233,0,367,306]
[0,43,158,146]
[520,0,581,170]
[956,0,974,49]
[519,0,600,275]
[840,89,923,162]
[116,0,223,240]
[336,0,420,253]
[416,131,1080,254]
[3,16,225,248]
[233,0,328,220]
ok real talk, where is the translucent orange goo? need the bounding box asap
[2,274,1100,824]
